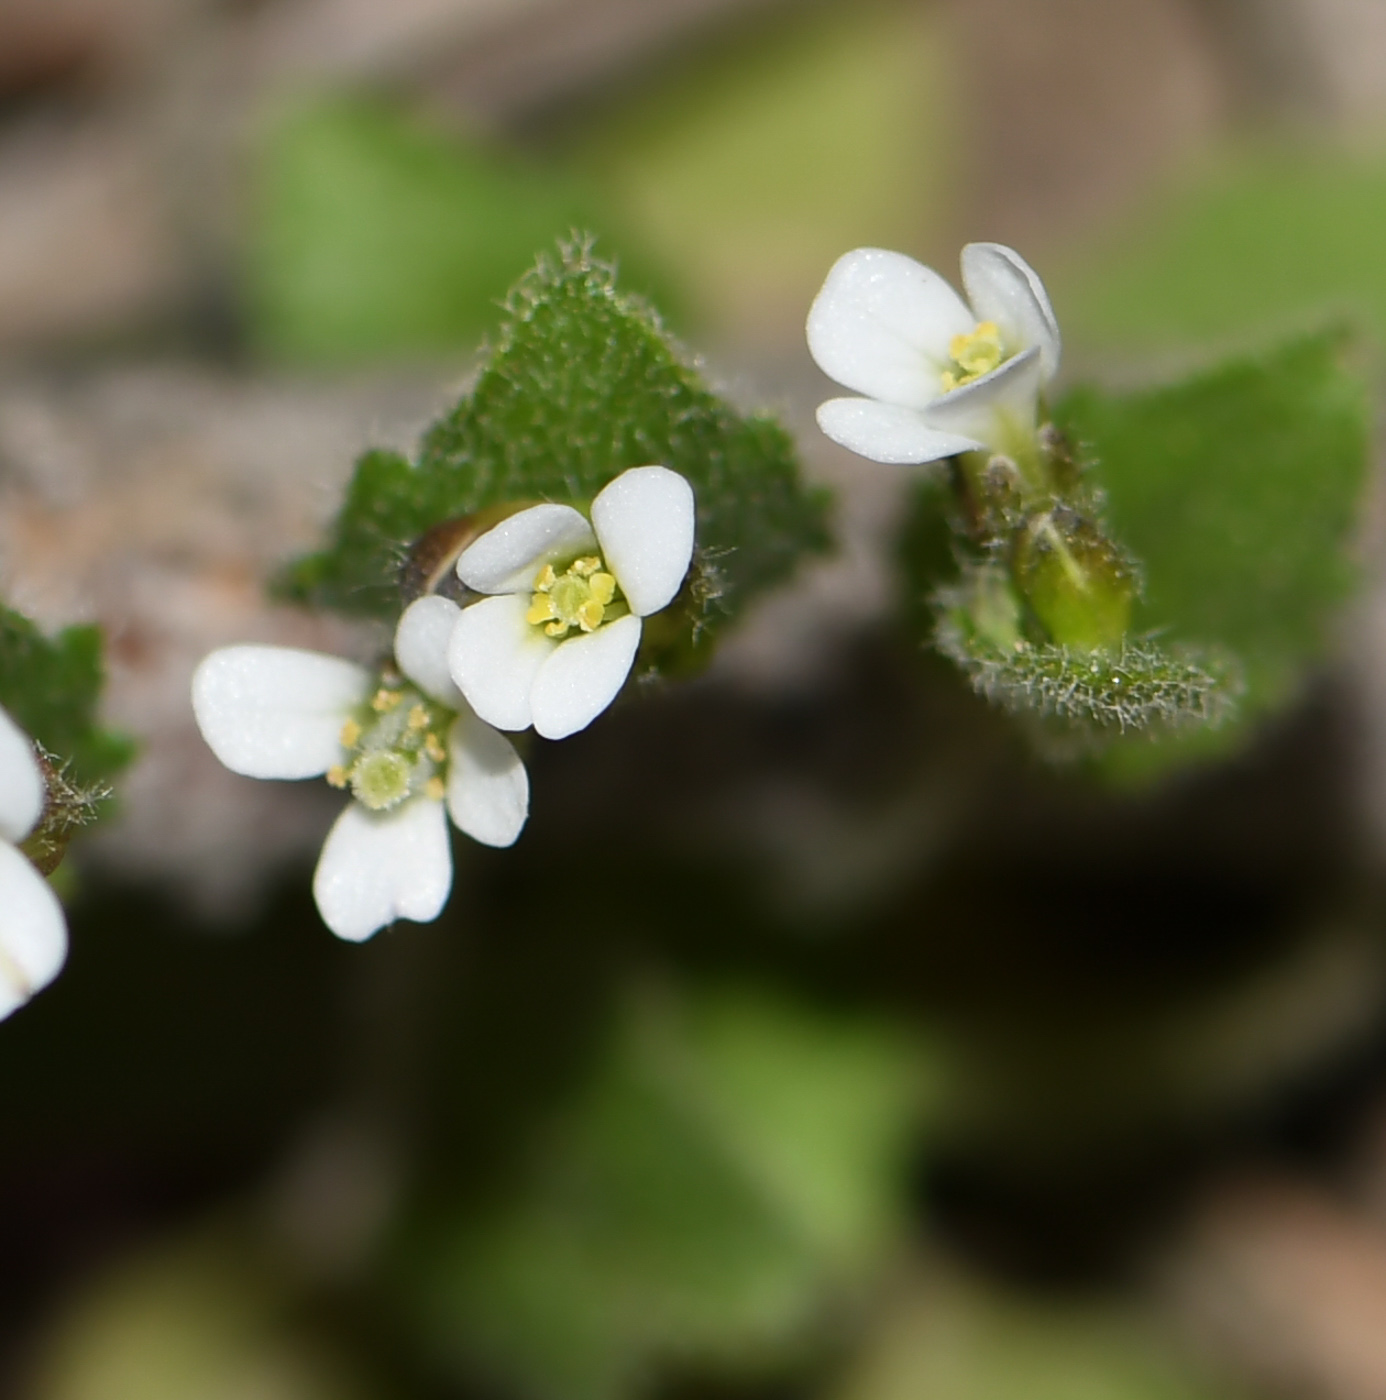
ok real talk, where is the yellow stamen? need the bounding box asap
[941,320,1005,392]
[339,718,362,748]
[529,557,620,639]
[371,688,402,713]
[326,765,348,789]
[424,732,446,763]
[407,705,429,731]
[424,776,446,801]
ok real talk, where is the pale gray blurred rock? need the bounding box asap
[0,365,458,914]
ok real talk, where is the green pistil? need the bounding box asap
[328,680,454,812]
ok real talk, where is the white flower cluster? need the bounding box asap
[0,705,66,1020]
[807,242,1060,467]
[193,465,695,943]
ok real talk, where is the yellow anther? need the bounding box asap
[326,765,348,789]
[529,556,619,638]
[371,688,402,713]
[407,705,429,731]
[527,594,558,626]
[424,732,446,763]
[424,776,446,801]
[339,718,362,748]
[942,320,1005,392]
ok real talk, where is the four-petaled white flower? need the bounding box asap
[0,705,66,1020]
[192,596,528,943]
[447,464,696,740]
[806,243,1061,466]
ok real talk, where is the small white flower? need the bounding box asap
[806,243,1061,465]
[0,705,66,1021]
[191,595,528,943]
[447,465,696,740]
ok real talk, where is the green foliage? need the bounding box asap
[1055,329,1368,775]
[0,605,133,787]
[285,241,831,659]
[832,1272,1237,1400]
[1056,142,1386,349]
[247,98,671,365]
[400,986,926,1400]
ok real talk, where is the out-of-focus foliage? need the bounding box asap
[398,985,927,1400]
[1057,143,1386,348]
[566,0,953,343]
[832,1271,1237,1400]
[285,242,830,667]
[1058,329,1368,778]
[247,98,670,364]
[0,605,133,785]
[25,1230,378,1400]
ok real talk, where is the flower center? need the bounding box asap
[327,682,452,812]
[526,556,621,638]
[941,320,1005,393]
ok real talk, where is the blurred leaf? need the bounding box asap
[1057,142,1386,348]
[568,0,955,345]
[26,1229,380,1400]
[1051,329,1368,778]
[285,241,831,662]
[0,605,133,786]
[832,1269,1238,1400]
[400,985,926,1400]
[248,98,670,365]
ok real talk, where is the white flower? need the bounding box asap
[447,465,696,740]
[806,243,1061,465]
[191,596,528,943]
[0,705,66,1021]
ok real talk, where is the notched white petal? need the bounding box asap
[455,504,596,595]
[961,242,1061,381]
[0,704,43,843]
[816,397,983,464]
[0,842,67,1021]
[312,798,452,943]
[448,594,553,732]
[591,466,695,618]
[923,345,1044,446]
[192,646,369,780]
[530,614,642,740]
[807,248,974,410]
[446,714,528,848]
[395,596,465,708]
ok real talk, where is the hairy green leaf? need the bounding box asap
[0,606,133,787]
[284,241,831,661]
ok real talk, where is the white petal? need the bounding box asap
[961,242,1061,381]
[922,346,1045,450]
[590,466,695,618]
[455,504,596,595]
[446,714,528,848]
[448,594,555,732]
[192,646,368,780]
[0,705,43,843]
[806,248,975,410]
[0,842,66,1020]
[312,798,452,943]
[816,398,983,464]
[395,596,465,708]
[530,615,641,740]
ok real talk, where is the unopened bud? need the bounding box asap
[1013,507,1136,650]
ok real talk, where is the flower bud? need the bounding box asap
[1013,506,1136,650]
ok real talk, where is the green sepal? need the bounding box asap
[281,240,831,670]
